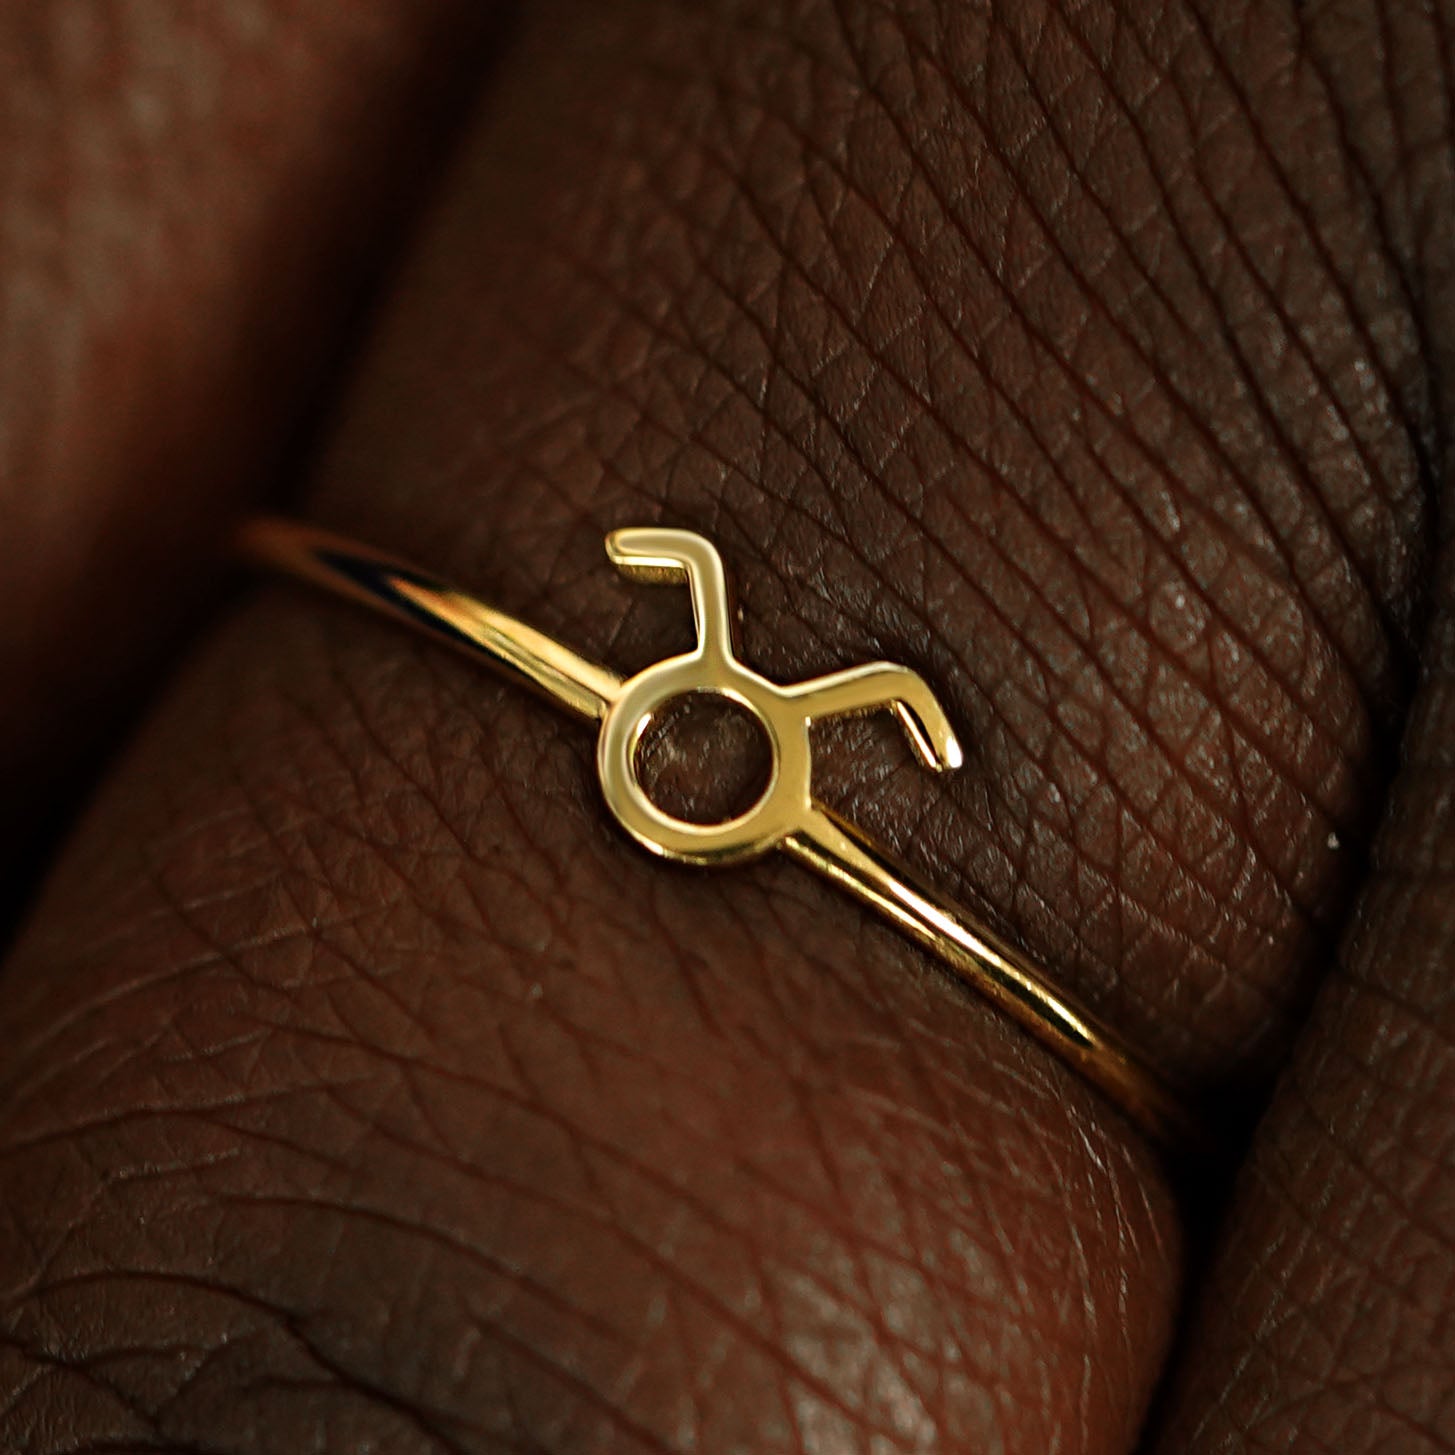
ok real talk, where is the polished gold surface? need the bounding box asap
[241,517,1194,1147]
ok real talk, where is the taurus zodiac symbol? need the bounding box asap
[597,528,963,865]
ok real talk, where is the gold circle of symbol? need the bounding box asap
[240,517,1198,1150]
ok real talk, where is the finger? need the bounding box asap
[0,0,1431,1450]
[1153,3,1455,1448]
[0,0,501,912]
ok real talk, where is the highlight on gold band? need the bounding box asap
[239,517,1195,1148]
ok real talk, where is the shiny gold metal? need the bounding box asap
[241,517,1194,1146]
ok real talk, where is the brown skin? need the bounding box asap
[1157,4,1455,1450]
[0,1,1451,1451]
[0,0,502,905]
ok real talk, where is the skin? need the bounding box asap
[0,0,503,915]
[0,0,1452,1451]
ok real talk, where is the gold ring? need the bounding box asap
[239,517,1196,1148]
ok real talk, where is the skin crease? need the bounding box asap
[0,0,1451,1452]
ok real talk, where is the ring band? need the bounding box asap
[239,517,1197,1149]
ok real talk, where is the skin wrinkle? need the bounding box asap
[0,0,1445,1450]
[977,0,1396,590]
[8,1267,477,1454]
[871,0,1413,689]
[204,975,995,1335]
[1054,1,1422,653]
[878,28,1326,756]
[1181,0,1429,505]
